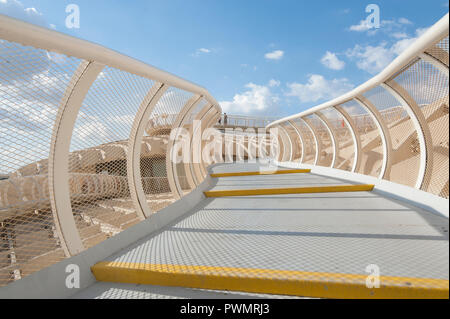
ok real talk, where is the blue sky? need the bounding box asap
[1,0,449,118]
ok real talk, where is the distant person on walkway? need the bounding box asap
[224,113,228,126]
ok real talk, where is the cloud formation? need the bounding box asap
[265,50,284,60]
[0,0,47,27]
[320,51,345,70]
[192,48,212,57]
[345,27,428,74]
[286,74,354,103]
[220,82,280,115]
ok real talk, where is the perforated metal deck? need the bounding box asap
[88,163,449,298]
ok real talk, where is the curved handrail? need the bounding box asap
[0,14,221,110]
[267,13,449,201]
[267,13,449,127]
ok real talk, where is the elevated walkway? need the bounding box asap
[84,162,448,299]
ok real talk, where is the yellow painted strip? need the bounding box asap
[210,169,311,178]
[204,184,375,197]
[92,261,449,299]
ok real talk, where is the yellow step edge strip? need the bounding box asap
[210,169,311,178]
[204,184,375,197]
[91,261,449,299]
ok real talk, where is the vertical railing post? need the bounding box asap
[127,83,167,218]
[166,95,202,199]
[354,96,394,179]
[315,111,337,168]
[49,61,104,256]
[189,103,213,186]
[288,120,305,164]
[382,81,433,190]
[334,105,362,173]
[300,118,320,166]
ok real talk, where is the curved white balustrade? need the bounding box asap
[268,13,449,201]
[0,14,221,286]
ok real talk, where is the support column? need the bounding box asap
[279,126,293,162]
[200,110,220,177]
[419,52,449,76]
[166,95,203,199]
[315,111,337,168]
[127,83,167,218]
[189,103,213,186]
[382,80,433,190]
[302,117,323,166]
[49,61,104,256]
[300,118,320,166]
[288,120,305,164]
[334,105,362,173]
[354,96,394,179]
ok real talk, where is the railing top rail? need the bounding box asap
[0,14,221,112]
[267,12,449,128]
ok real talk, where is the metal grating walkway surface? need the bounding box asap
[88,163,449,299]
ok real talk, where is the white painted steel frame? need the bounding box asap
[299,118,319,166]
[166,95,203,199]
[267,13,449,127]
[354,96,393,179]
[49,61,104,256]
[315,112,337,168]
[278,125,293,162]
[127,83,168,218]
[334,105,361,173]
[288,120,305,164]
[0,14,223,257]
[381,81,433,190]
[266,12,448,197]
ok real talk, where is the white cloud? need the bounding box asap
[268,79,280,87]
[265,50,284,60]
[320,51,345,70]
[348,17,414,35]
[346,43,394,74]
[286,74,354,103]
[415,27,430,37]
[398,17,413,25]
[349,19,371,32]
[220,82,280,115]
[192,48,212,57]
[346,26,430,74]
[391,32,408,39]
[0,0,47,27]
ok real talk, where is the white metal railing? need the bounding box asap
[0,14,222,286]
[268,13,449,200]
[219,114,280,128]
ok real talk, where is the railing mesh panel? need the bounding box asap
[320,107,355,171]
[392,58,449,198]
[141,87,193,213]
[279,123,298,163]
[340,99,383,177]
[0,40,81,286]
[68,66,154,247]
[175,99,208,191]
[286,123,303,163]
[292,119,316,165]
[363,85,420,187]
[305,114,333,167]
